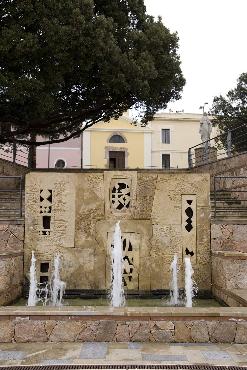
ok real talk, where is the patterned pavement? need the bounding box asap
[0,342,247,367]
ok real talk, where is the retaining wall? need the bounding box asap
[0,223,24,305]
[211,222,247,307]
[0,307,247,343]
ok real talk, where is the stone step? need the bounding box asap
[0,217,24,224]
[0,190,25,218]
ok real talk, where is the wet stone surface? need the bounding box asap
[202,351,233,361]
[41,359,72,365]
[0,342,246,365]
[80,342,108,359]
[142,354,188,362]
[0,350,26,361]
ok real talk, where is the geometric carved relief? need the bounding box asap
[109,232,139,290]
[39,260,51,285]
[181,195,197,262]
[39,189,53,236]
[110,180,131,211]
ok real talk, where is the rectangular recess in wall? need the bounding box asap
[40,262,49,273]
[181,194,197,263]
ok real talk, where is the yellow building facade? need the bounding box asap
[37,112,216,169]
[83,112,217,170]
[83,114,152,169]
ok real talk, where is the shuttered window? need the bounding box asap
[161,129,170,144]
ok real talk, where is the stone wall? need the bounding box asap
[0,223,24,305]
[192,152,247,189]
[211,224,247,253]
[212,252,247,290]
[211,223,247,306]
[24,170,211,292]
[0,158,29,177]
[0,308,247,343]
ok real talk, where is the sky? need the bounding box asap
[144,0,247,114]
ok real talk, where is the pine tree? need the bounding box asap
[0,0,185,146]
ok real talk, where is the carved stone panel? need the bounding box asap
[107,232,140,290]
[110,179,131,212]
[25,173,75,250]
[39,189,53,236]
[181,195,197,262]
[104,171,137,219]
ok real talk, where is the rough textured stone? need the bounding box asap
[0,254,23,305]
[116,323,130,342]
[45,321,57,337]
[14,319,48,342]
[150,321,174,342]
[0,320,14,343]
[174,322,192,342]
[77,321,98,342]
[49,321,82,342]
[191,321,209,343]
[95,321,117,342]
[0,222,24,305]
[129,321,150,342]
[235,322,247,344]
[153,321,174,330]
[208,321,236,343]
[150,328,174,342]
[212,255,247,291]
[211,224,247,253]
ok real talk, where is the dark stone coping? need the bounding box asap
[0,306,247,320]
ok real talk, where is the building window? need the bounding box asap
[162,154,170,169]
[161,129,170,144]
[109,134,126,143]
[55,159,66,168]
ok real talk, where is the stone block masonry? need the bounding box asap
[211,223,247,307]
[0,223,24,305]
[24,170,211,293]
[0,307,247,343]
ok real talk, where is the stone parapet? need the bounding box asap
[0,307,247,343]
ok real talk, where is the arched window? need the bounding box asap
[109,134,126,143]
[55,159,66,169]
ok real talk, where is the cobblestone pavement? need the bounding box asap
[1,342,247,367]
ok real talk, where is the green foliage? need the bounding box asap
[211,73,247,128]
[211,73,247,152]
[0,0,185,145]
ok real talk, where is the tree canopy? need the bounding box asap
[0,0,185,146]
[211,73,247,152]
[211,73,247,129]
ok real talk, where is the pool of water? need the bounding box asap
[13,297,223,307]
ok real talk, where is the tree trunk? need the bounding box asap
[28,134,36,168]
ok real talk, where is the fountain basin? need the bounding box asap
[0,306,247,343]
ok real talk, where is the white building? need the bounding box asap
[148,113,217,169]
